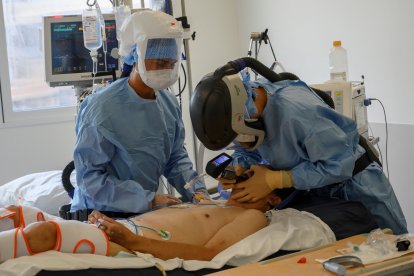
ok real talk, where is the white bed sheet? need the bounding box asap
[0,208,335,276]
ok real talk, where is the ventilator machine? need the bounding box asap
[311,81,369,139]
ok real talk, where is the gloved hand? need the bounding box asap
[231,165,293,203]
[151,194,182,209]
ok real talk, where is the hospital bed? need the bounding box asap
[0,170,378,275]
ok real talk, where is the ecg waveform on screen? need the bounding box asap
[50,20,118,75]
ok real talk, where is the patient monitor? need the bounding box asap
[310,81,368,138]
[43,13,120,88]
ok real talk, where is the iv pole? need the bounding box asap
[178,0,203,175]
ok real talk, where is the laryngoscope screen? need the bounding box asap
[212,155,230,166]
[51,20,118,75]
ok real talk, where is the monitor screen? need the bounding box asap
[44,14,120,87]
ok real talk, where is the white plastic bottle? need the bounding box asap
[329,40,348,81]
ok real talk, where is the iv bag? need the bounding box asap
[82,8,102,52]
[114,5,131,41]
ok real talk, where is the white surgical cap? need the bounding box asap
[118,10,183,58]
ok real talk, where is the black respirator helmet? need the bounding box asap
[190,70,265,151]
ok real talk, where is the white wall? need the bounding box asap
[177,0,242,88]
[0,121,75,184]
[236,0,414,231]
[236,0,414,124]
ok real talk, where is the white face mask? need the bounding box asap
[134,36,182,91]
[139,67,179,90]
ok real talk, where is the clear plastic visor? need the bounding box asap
[144,38,182,71]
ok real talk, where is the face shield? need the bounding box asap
[136,37,182,90]
[190,73,265,151]
[118,10,183,90]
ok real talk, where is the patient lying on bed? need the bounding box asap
[0,189,281,262]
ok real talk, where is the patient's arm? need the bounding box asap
[100,217,219,260]
[124,235,220,261]
[99,209,267,261]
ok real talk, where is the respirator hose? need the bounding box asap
[214,57,282,82]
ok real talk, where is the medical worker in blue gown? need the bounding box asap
[190,68,407,235]
[71,10,208,215]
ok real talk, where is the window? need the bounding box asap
[0,0,142,125]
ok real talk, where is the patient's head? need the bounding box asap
[226,188,282,212]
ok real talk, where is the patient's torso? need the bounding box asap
[130,204,259,245]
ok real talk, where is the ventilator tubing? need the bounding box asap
[0,206,60,232]
[0,220,109,263]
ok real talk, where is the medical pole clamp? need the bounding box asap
[247,28,280,79]
[248,29,270,58]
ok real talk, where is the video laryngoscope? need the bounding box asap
[205,153,248,182]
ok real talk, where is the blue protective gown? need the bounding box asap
[232,79,408,234]
[71,78,205,213]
